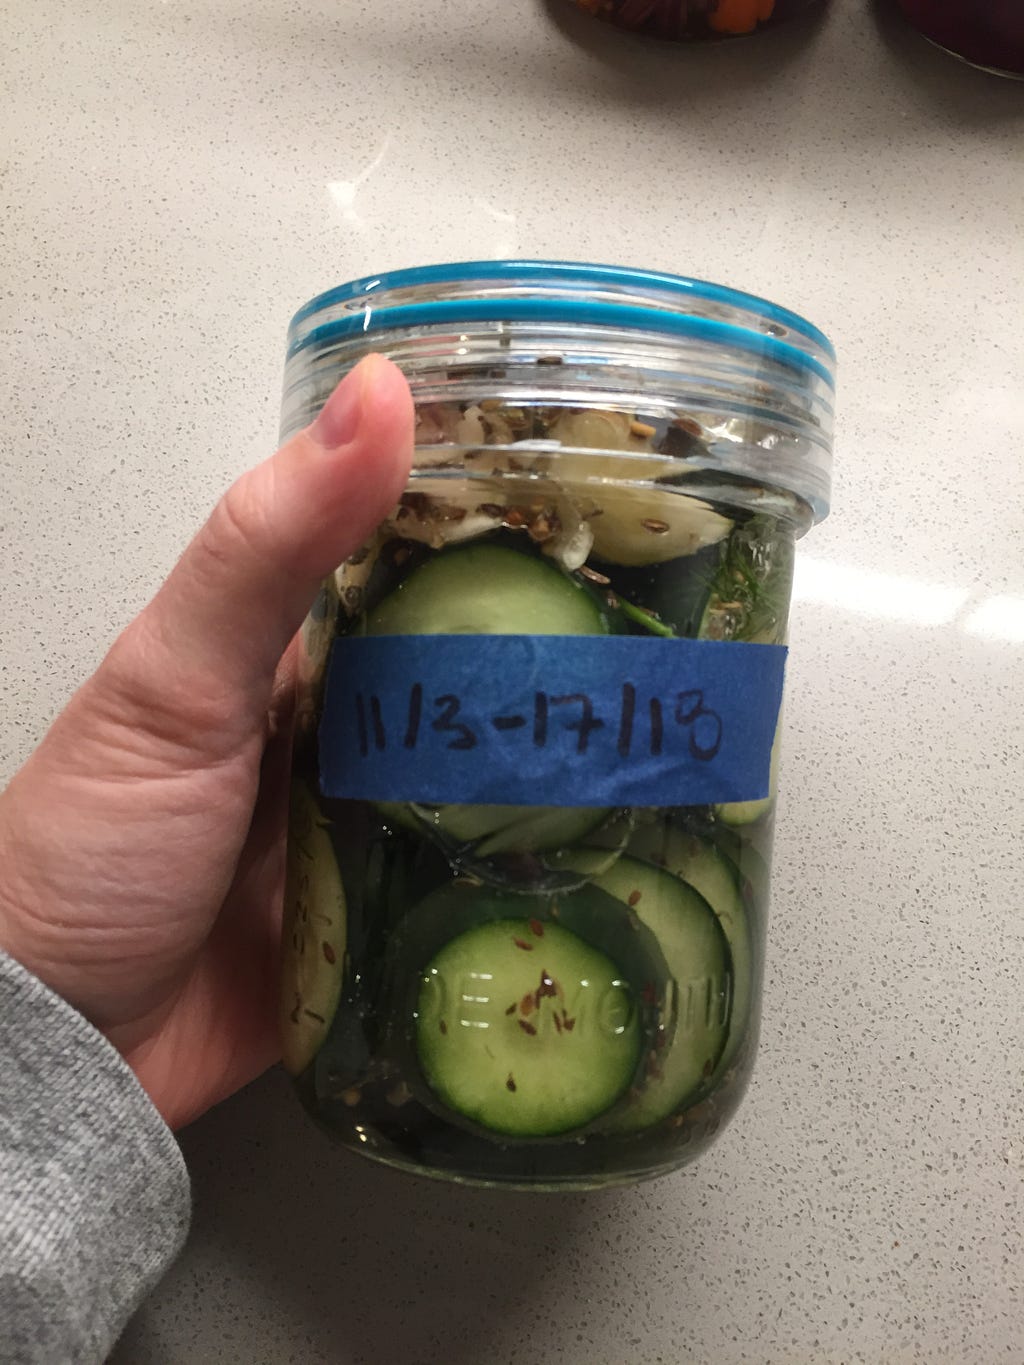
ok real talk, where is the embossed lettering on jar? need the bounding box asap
[279,260,836,1189]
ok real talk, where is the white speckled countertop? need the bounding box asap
[3,0,1024,1360]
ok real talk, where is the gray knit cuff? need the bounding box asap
[0,951,190,1364]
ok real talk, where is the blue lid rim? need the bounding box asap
[287,259,836,363]
[286,296,836,390]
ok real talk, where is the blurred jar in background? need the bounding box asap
[895,1,1024,77]
[570,0,823,41]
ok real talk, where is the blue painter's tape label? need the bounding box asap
[318,635,786,808]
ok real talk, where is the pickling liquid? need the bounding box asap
[282,464,793,1188]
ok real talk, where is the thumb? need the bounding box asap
[92,353,414,753]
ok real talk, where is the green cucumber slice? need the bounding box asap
[365,544,613,880]
[416,917,641,1138]
[716,798,770,827]
[378,801,605,858]
[364,542,613,637]
[714,824,773,908]
[625,825,753,1082]
[560,853,730,1130]
[280,783,346,1075]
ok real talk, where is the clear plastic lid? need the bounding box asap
[283,261,836,523]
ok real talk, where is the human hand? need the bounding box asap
[0,355,414,1130]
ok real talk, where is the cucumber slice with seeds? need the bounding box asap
[416,917,641,1138]
[560,853,730,1130]
[280,783,347,1075]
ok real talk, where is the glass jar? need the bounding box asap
[570,0,823,41]
[895,1,1024,78]
[279,261,835,1190]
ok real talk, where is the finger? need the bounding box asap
[100,354,413,746]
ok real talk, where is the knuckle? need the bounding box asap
[92,617,248,762]
[200,477,270,578]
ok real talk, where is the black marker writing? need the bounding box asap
[431,694,477,751]
[355,692,369,758]
[369,695,387,751]
[617,682,636,757]
[352,682,722,763]
[649,697,664,756]
[404,683,423,750]
[675,689,723,761]
[550,693,605,754]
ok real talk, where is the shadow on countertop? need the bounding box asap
[112,1067,688,1365]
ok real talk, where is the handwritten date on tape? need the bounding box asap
[318,634,786,808]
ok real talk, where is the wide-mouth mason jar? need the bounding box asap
[279,260,835,1190]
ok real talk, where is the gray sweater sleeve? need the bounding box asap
[0,951,190,1364]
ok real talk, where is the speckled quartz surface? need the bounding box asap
[3,0,1023,1360]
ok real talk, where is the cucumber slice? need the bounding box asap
[379,801,616,895]
[364,542,613,637]
[416,917,641,1138]
[714,824,773,908]
[378,800,616,893]
[469,806,608,857]
[625,825,753,1082]
[280,783,347,1076]
[560,853,730,1129]
[365,544,613,883]
[589,487,731,567]
[716,798,769,827]
[378,801,604,857]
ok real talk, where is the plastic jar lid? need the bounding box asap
[284,260,836,522]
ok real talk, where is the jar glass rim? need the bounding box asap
[287,296,835,391]
[283,261,836,526]
[288,258,836,366]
